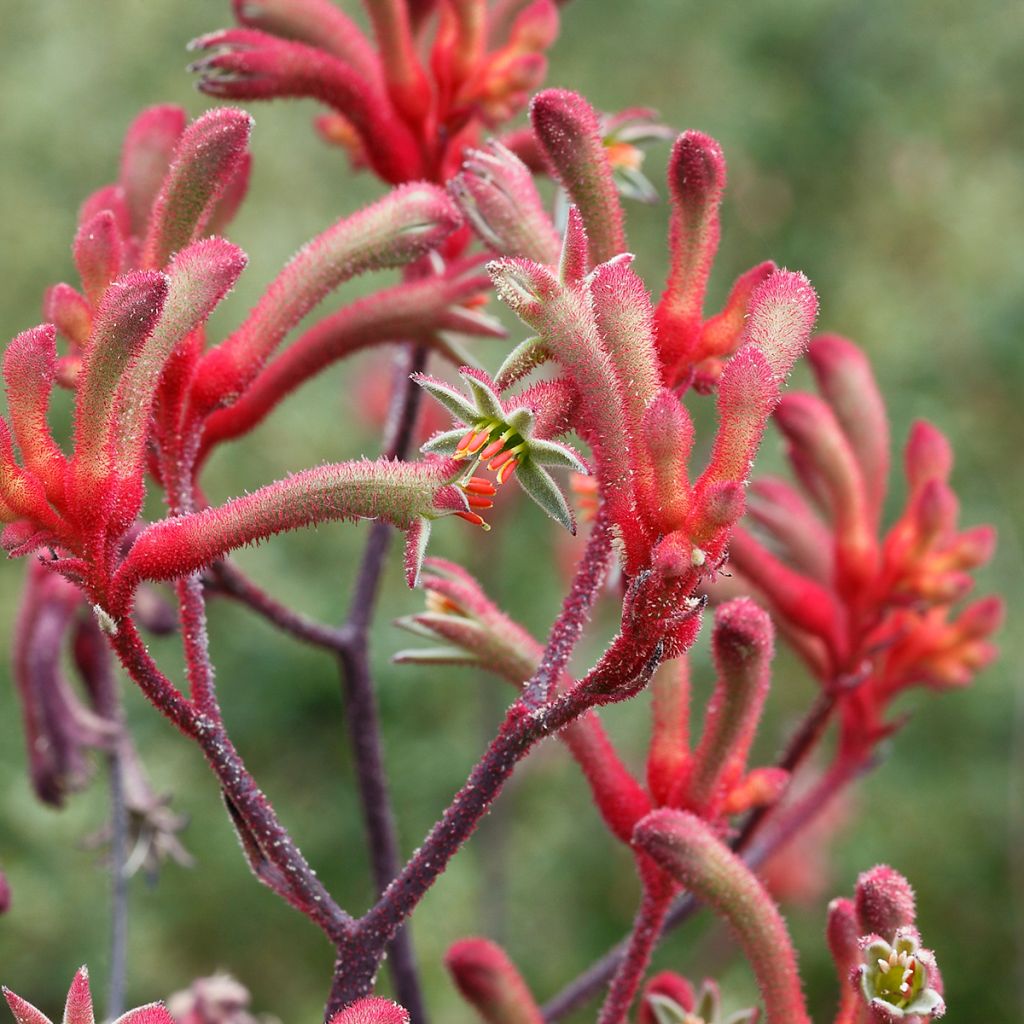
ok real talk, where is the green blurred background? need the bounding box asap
[1,0,1022,1020]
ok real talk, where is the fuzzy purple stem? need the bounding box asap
[522,510,612,708]
[326,642,666,1014]
[208,560,349,650]
[333,342,429,1023]
[109,618,352,941]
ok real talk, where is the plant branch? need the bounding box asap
[106,744,129,1021]
[207,559,349,650]
[326,639,666,1014]
[333,342,429,1022]
[108,616,352,941]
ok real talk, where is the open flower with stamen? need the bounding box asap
[415,366,585,532]
[857,929,944,1021]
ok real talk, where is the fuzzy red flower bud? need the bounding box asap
[118,105,187,238]
[855,865,917,941]
[142,108,253,269]
[327,997,409,1024]
[530,89,626,266]
[74,211,124,306]
[445,937,544,1024]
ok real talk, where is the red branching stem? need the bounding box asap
[327,642,666,1013]
[522,509,611,707]
[334,344,430,1023]
[208,560,348,651]
[596,876,674,1024]
[108,617,352,941]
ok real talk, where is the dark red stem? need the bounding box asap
[332,343,430,1022]
[326,642,666,1015]
[596,874,674,1024]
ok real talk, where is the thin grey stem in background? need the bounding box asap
[106,746,129,1022]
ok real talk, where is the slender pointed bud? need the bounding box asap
[193,183,461,411]
[588,255,662,436]
[362,0,432,127]
[743,269,818,382]
[119,105,188,237]
[692,346,777,499]
[646,658,691,806]
[747,477,833,582]
[3,987,53,1024]
[558,206,590,285]
[809,335,890,528]
[71,271,169,511]
[74,211,124,306]
[451,141,561,263]
[142,108,253,268]
[683,599,773,816]
[633,810,812,1024]
[328,1000,409,1024]
[3,326,66,500]
[827,897,863,1024]
[776,393,877,591]
[63,967,94,1024]
[445,938,544,1024]
[637,973,696,1024]
[905,421,953,490]
[113,458,465,607]
[828,897,862,976]
[638,390,694,533]
[43,284,91,350]
[655,131,725,370]
[530,89,626,266]
[232,0,383,86]
[116,239,247,489]
[855,866,917,941]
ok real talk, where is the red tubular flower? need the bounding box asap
[653,131,778,391]
[721,334,1001,758]
[193,0,561,184]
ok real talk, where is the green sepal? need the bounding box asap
[459,369,505,421]
[516,459,575,534]
[412,374,477,424]
[421,427,467,456]
[529,437,588,472]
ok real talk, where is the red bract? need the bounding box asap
[720,333,1001,759]
[191,0,560,183]
[3,967,174,1024]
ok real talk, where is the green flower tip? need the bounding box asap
[858,929,945,1020]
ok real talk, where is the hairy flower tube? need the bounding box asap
[718,333,1001,759]
[416,365,584,530]
[445,937,544,1024]
[192,0,560,183]
[3,967,174,1024]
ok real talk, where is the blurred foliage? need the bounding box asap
[1,1,1022,1021]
